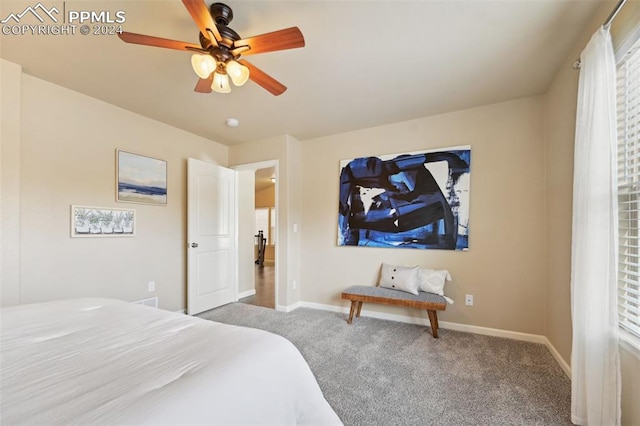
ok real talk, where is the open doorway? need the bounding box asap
[237,165,277,309]
[247,167,276,308]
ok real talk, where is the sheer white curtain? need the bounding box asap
[571,26,621,426]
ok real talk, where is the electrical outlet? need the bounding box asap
[148,281,156,292]
[465,294,474,306]
[292,280,297,290]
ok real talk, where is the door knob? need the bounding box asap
[191,242,199,248]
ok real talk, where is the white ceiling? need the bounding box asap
[0,0,604,146]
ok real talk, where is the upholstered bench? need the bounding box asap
[341,285,447,338]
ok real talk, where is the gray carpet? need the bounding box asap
[198,303,572,426]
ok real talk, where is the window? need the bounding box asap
[255,207,269,242]
[255,207,276,245]
[269,207,276,245]
[617,35,640,339]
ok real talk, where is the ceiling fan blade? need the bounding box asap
[182,0,221,46]
[238,60,287,96]
[194,75,213,93]
[235,27,305,56]
[118,32,204,52]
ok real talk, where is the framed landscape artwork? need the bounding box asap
[71,205,135,238]
[116,150,167,205]
[338,146,471,251]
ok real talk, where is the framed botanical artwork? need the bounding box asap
[116,150,167,205]
[71,205,135,238]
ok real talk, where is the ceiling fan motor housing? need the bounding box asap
[210,3,233,26]
[200,2,241,57]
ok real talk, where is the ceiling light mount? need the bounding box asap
[210,2,233,27]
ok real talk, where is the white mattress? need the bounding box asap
[0,298,342,425]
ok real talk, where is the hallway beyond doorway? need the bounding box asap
[240,266,275,309]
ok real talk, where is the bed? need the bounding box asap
[0,298,342,425]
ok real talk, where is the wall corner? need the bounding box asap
[1,59,23,306]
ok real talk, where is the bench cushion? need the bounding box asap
[343,285,447,305]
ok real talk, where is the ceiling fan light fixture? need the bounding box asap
[117,1,305,96]
[191,54,217,79]
[211,71,231,93]
[226,60,250,86]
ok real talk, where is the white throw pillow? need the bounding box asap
[418,269,452,296]
[378,263,420,295]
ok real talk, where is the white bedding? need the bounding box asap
[0,298,342,425]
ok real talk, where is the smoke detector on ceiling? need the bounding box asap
[226,118,239,127]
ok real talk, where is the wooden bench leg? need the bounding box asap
[427,310,439,338]
[347,301,357,324]
[356,301,363,318]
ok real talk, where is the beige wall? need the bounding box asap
[620,341,640,425]
[256,185,275,207]
[1,60,22,306]
[300,96,548,333]
[0,60,228,312]
[544,3,640,425]
[544,45,579,367]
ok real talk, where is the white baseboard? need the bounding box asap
[300,301,541,341]
[438,320,546,344]
[237,289,256,299]
[297,301,571,375]
[276,301,301,313]
[542,336,571,378]
[299,301,345,314]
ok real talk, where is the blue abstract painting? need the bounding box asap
[117,150,167,205]
[338,146,471,250]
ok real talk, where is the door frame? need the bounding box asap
[232,160,279,309]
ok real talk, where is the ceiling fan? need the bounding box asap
[117,0,305,96]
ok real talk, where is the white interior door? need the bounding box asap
[187,158,237,315]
